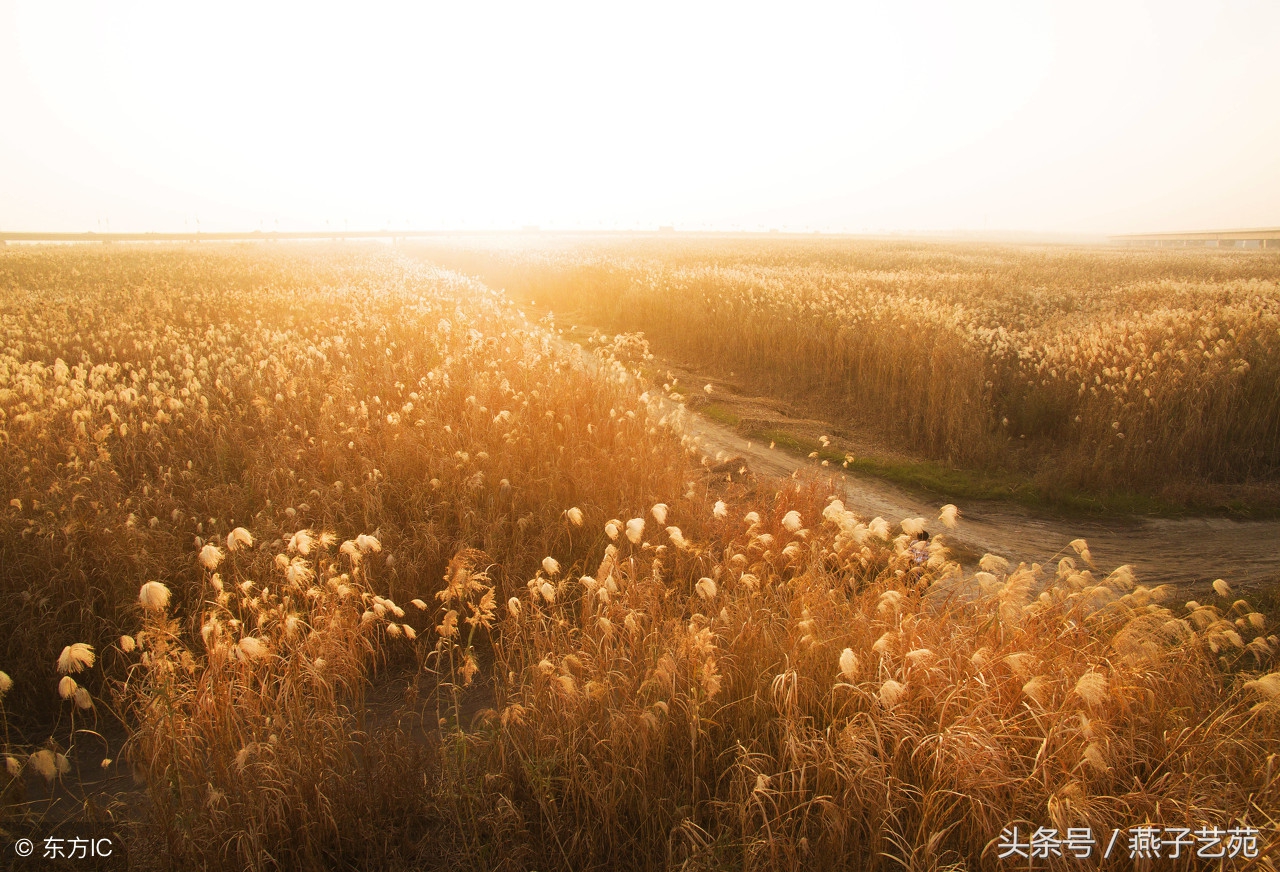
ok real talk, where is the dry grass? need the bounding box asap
[0,244,694,866]
[457,489,1278,869]
[0,245,1276,870]
[417,237,1280,503]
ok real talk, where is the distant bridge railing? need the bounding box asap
[1111,228,1280,249]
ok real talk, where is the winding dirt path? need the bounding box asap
[677,410,1280,596]
[420,257,1280,599]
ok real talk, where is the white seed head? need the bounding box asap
[1068,538,1093,565]
[57,642,95,674]
[199,543,224,570]
[978,553,1010,574]
[1081,741,1107,773]
[1022,676,1048,703]
[227,526,254,551]
[58,675,77,700]
[1073,671,1109,707]
[287,529,314,556]
[238,636,269,660]
[139,581,171,612]
[838,648,858,682]
[1244,672,1280,701]
[879,679,906,707]
[29,749,58,782]
[905,648,935,665]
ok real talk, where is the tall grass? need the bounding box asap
[458,490,1279,869]
[0,245,696,865]
[0,245,1275,869]
[417,238,1280,499]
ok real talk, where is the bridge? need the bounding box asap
[1111,228,1280,249]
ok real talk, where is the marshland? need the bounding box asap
[1,243,1276,870]
[419,236,1280,513]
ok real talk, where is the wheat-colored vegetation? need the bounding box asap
[0,246,1276,870]
[421,238,1280,508]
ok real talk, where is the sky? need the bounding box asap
[2,0,1277,235]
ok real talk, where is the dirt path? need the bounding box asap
[583,341,1277,599]
[418,258,1280,600]
[677,409,1280,596]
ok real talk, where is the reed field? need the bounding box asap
[0,245,1277,870]
[420,238,1280,510]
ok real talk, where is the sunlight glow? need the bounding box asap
[2,0,1277,234]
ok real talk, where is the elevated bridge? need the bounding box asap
[1111,228,1280,249]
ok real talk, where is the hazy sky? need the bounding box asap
[2,0,1277,234]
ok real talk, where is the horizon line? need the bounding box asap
[0,228,1122,245]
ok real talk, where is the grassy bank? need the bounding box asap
[413,237,1280,514]
[0,246,1275,870]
